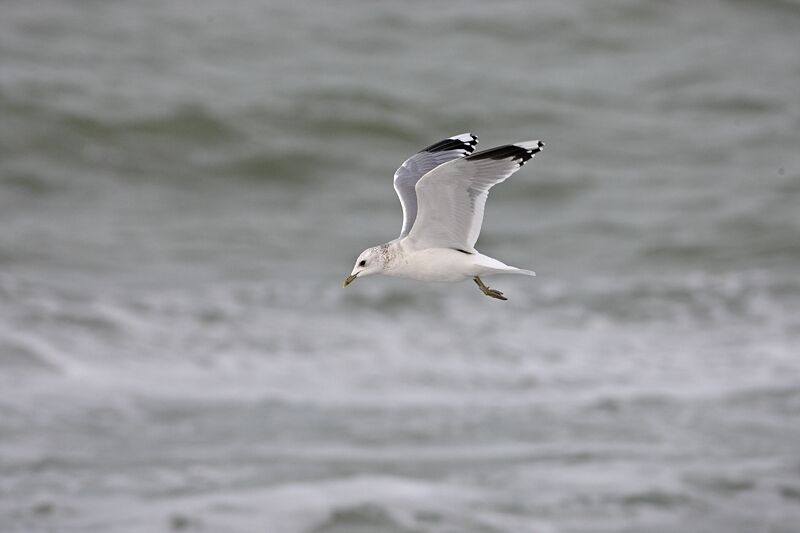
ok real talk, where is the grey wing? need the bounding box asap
[407,140,545,251]
[393,133,478,238]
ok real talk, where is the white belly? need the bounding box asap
[384,248,508,282]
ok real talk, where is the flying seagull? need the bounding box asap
[343,133,544,300]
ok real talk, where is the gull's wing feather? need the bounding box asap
[393,133,478,238]
[406,140,544,251]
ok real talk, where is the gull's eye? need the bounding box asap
[358,260,366,267]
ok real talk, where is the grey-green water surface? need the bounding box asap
[2,1,800,532]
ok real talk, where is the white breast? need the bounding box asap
[384,247,478,282]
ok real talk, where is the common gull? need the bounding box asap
[343,133,544,300]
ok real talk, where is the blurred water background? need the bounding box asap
[2,0,800,532]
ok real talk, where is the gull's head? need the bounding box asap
[343,246,384,288]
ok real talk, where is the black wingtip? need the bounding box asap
[466,140,544,167]
[422,133,478,156]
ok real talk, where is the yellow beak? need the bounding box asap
[342,273,358,288]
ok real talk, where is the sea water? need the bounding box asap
[2,1,800,531]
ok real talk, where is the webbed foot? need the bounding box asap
[473,276,508,301]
